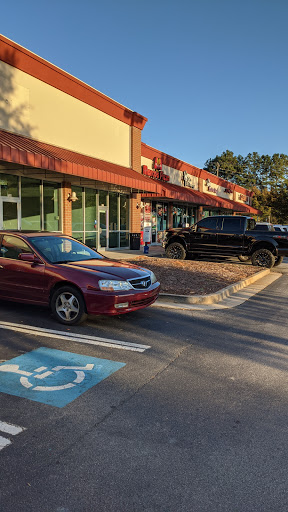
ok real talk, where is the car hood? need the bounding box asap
[60,258,151,280]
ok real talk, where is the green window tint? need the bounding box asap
[72,187,83,232]
[0,174,19,197]
[109,193,118,230]
[85,189,97,231]
[85,232,97,249]
[43,182,60,231]
[72,232,84,243]
[109,232,119,248]
[3,202,18,230]
[99,190,107,207]
[120,195,129,230]
[120,232,129,248]
[21,177,41,230]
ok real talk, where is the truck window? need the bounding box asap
[221,217,243,232]
[196,217,218,231]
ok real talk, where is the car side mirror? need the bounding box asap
[191,225,197,232]
[18,253,43,264]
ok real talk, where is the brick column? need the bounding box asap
[196,206,203,222]
[131,126,142,173]
[62,181,72,235]
[130,193,141,232]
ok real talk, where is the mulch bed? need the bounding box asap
[126,257,261,295]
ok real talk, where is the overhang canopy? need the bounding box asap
[0,129,160,194]
[142,181,261,214]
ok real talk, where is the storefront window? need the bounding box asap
[151,204,157,243]
[99,190,107,207]
[120,195,129,230]
[85,189,97,232]
[21,177,41,230]
[0,174,18,197]
[43,182,60,231]
[109,193,118,231]
[72,186,83,236]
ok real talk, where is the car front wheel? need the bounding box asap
[166,242,186,260]
[51,286,87,325]
[251,249,275,268]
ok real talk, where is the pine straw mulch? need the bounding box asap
[126,257,261,296]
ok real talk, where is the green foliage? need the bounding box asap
[204,150,288,223]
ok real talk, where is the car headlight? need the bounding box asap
[149,271,157,284]
[98,280,133,291]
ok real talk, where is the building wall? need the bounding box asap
[0,61,131,168]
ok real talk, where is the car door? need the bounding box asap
[217,217,245,254]
[0,234,47,303]
[189,216,219,253]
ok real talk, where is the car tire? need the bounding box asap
[273,255,284,267]
[51,286,87,325]
[251,249,275,268]
[166,242,186,260]
[238,255,251,262]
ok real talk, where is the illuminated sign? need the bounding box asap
[142,165,170,182]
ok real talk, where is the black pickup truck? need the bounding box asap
[162,215,288,268]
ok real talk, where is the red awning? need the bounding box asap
[143,182,234,209]
[143,181,261,214]
[0,130,160,194]
[218,197,261,215]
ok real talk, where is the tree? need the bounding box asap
[204,150,288,222]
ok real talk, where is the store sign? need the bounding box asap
[181,171,195,189]
[238,193,248,202]
[207,185,218,194]
[224,188,232,194]
[153,157,162,170]
[142,165,170,182]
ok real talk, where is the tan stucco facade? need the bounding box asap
[0,61,131,168]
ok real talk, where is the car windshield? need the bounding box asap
[29,236,102,264]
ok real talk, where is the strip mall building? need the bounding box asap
[0,35,260,250]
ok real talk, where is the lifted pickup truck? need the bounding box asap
[162,215,288,268]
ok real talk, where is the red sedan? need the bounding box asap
[0,232,160,325]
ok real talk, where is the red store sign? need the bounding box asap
[142,165,170,182]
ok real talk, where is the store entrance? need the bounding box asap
[0,198,20,230]
[98,207,108,249]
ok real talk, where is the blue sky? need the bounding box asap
[1,0,287,168]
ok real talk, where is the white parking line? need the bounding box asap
[0,421,26,452]
[0,321,150,352]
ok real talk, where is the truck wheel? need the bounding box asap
[273,255,284,267]
[238,255,251,262]
[166,242,186,260]
[251,249,275,268]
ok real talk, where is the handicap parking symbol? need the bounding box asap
[0,347,125,408]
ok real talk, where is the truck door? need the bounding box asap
[190,216,219,253]
[217,217,244,254]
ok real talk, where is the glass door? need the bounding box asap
[98,208,108,249]
[0,198,20,230]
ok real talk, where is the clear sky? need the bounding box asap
[1,0,287,169]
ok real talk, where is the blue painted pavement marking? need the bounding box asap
[0,347,126,408]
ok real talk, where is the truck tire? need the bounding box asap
[251,249,275,268]
[238,255,251,262]
[273,255,284,267]
[166,242,186,260]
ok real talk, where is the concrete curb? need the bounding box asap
[158,268,271,305]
